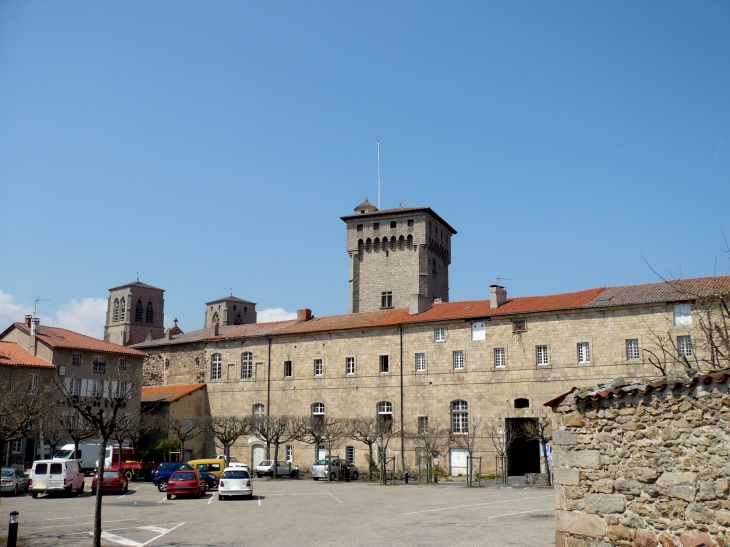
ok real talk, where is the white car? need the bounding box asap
[218,467,253,500]
[30,459,85,498]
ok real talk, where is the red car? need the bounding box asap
[91,469,129,495]
[166,469,206,500]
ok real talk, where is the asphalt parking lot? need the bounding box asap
[0,479,556,547]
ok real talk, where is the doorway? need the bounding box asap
[450,448,468,476]
[506,418,540,476]
[252,445,265,468]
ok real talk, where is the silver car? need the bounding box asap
[311,459,359,481]
[1,468,29,495]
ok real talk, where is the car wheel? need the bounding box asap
[290,471,296,478]
[77,482,84,494]
[124,470,133,481]
[313,477,319,481]
[13,484,18,496]
[157,480,168,492]
[329,472,337,482]
[256,473,263,478]
[167,494,172,500]
[351,471,359,481]
[31,491,38,498]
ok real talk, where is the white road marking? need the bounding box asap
[100,531,141,546]
[402,494,554,515]
[36,518,138,530]
[158,496,167,503]
[82,522,185,547]
[329,493,343,504]
[257,496,262,506]
[487,508,554,519]
[208,495,213,505]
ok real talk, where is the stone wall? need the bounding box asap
[549,371,730,547]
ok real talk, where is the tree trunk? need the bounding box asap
[93,438,107,547]
[38,418,44,459]
[223,443,230,463]
[180,438,185,462]
[368,444,373,480]
[273,441,279,479]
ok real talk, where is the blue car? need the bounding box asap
[153,463,216,492]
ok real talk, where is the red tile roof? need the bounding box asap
[0,342,56,368]
[132,275,730,350]
[11,323,146,357]
[142,383,206,403]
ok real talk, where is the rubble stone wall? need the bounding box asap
[550,376,730,547]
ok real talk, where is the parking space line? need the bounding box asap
[402,494,554,515]
[329,493,342,504]
[208,495,214,505]
[257,496,261,506]
[36,518,138,530]
[487,508,554,519]
[158,496,167,503]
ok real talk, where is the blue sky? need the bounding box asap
[1,1,729,337]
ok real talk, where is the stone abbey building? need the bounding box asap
[117,201,730,475]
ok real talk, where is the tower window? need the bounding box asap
[233,305,236,310]
[113,299,120,322]
[212,312,219,324]
[145,302,154,323]
[135,300,144,322]
[357,224,363,232]
[407,219,414,227]
[390,221,397,228]
[373,222,379,230]
[119,298,125,321]
[381,291,393,309]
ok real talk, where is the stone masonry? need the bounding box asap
[548,370,730,547]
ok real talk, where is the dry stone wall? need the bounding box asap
[550,371,730,547]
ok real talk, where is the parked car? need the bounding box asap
[311,459,360,481]
[218,467,253,500]
[1,468,29,496]
[91,469,129,495]
[255,460,297,478]
[166,470,206,500]
[153,462,216,492]
[29,459,85,497]
[187,459,225,481]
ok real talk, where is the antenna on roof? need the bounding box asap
[377,141,381,210]
[34,297,50,317]
[496,276,511,285]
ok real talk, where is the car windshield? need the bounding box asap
[172,472,196,481]
[314,460,329,465]
[222,470,249,479]
[259,460,272,466]
[158,463,174,472]
[54,450,73,459]
[1,470,13,477]
[103,471,119,478]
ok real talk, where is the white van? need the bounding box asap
[30,459,85,498]
[55,441,132,473]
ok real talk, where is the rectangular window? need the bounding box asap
[379,355,389,373]
[345,446,355,465]
[284,361,292,378]
[72,353,81,366]
[678,335,692,357]
[345,357,355,375]
[93,356,106,374]
[536,345,549,366]
[390,221,397,228]
[241,352,253,379]
[577,342,590,364]
[92,380,104,398]
[381,291,393,309]
[471,322,486,341]
[356,224,363,232]
[494,348,506,368]
[28,374,39,395]
[434,328,445,342]
[373,222,380,230]
[417,416,429,434]
[674,304,692,326]
[453,350,464,370]
[70,378,82,396]
[286,445,293,462]
[407,219,414,227]
[416,448,428,467]
[314,359,323,376]
[211,354,222,380]
[118,358,126,370]
[513,320,527,333]
[415,352,426,372]
[11,439,22,454]
[626,339,640,361]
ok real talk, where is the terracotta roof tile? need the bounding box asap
[0,342,56,368]
[141,383,206,403]
[13,323,146,357]
[133,320,298,348]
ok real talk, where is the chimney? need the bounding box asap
[213,323,219,336]
[490,285,507,308]
[297,309,312,322]
[433,298,443,305]
[166,328,173,341]
[409,294,432,315]
[25,315,32,328]
[31,318,41,336]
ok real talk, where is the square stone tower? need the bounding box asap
[104,280,165,346]
[341,200,456,313]
[204,296,257,328]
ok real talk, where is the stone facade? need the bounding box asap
[104,281,165,346]
[342,201,455,313]
[548,371,730,547]
[204,297,257,328]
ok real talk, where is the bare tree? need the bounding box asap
[39,416,69,458]
[408,418,448,483]
[449,416,483,484]
[56,371,142,547]
[521,416,552,486]
[485,419,521,483]
[167,416,200,462]
[347,417,380,480]
[62,411,96,459]
[320,417,348,482]
[0,378,53,466]
[253,415,298,479]
[374,416,399,484]
[201,415,252,463]
[294,415,327,470]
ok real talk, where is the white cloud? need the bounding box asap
[257,307,297,323]
[0,289,107,339]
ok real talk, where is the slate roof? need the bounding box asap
[141,384,206,404]
[0,342,56,368]
[108,281,164,292]
[543,369,730,408]
[9,323,147,357]
[131,275,730,350]
[206,296,256,305]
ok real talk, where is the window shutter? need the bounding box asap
[102,380,109,398]
[111,381,118,398]
[81,379,89,396]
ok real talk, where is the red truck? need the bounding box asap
[105,445,162,481]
